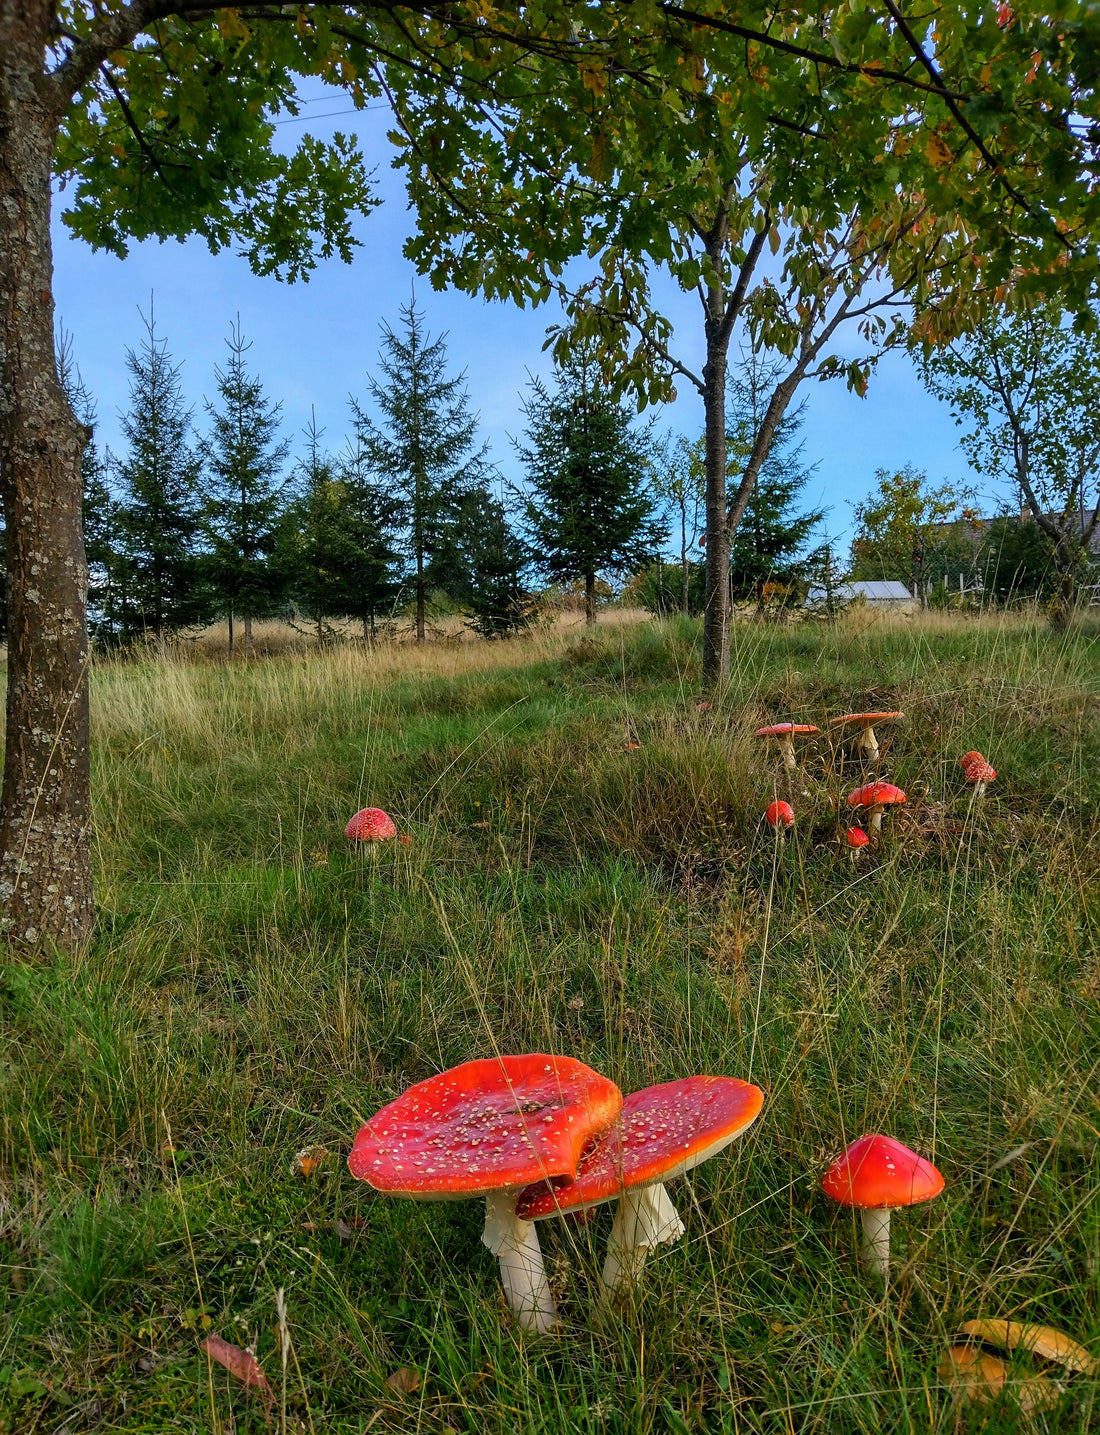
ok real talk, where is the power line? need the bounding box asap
[273,103,387,125]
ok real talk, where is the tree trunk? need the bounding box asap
[0,18,94,948]
[701,337,729,685]
[585,570,596,626]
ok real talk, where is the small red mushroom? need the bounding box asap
[847,781,907,834]
[959,750,984,769]
[820,1132,943,1278]
[765,800,795,835]
[755,723,819,772]
[516,1076,764,1291]
[962,757,995,798]
[348,1055,622,1333]
[346,808,397,844]
[845,826,870,861]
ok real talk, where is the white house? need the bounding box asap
[805,580,916,611]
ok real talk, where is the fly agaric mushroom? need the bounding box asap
[348,1055,621,1333]
[829,711,904,763]
[963,757,995,798]
[765,800,794,835]
[755,723,819,772]
[959,750,984,769]
[820,1132,944,1278]
[345,807,397,844]
[845,826,870,861]
[847,781,907,834]
[516,1076,764,1292]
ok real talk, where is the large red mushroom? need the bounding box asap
[516,1076,764,1292]
[830,711,904,763]
[345,807,398,845]
[755,723,819,772]
[349,1055,622,1332]
[820,1132,943,1278]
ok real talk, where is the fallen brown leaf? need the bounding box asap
[201,1335,272,1411]
[290,1143,329,1179]
[385,1367,421,1395]
[957,1319,1096,1375]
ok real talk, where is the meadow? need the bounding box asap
[1,608,1098,1434]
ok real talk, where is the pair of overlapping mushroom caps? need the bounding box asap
[348,1055,764,1333]
[756,711,905,770]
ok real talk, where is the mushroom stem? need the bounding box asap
[481,1191,557,1333]
[859,727,880,761]
[972,780,987,799]
[778,736,797,771]
[868,805,885,833]
[859,1207,892,1277]
[601,1183,686,1292]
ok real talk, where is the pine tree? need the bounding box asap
[114,304,209,640]
[201,318,291,656]
[56,327,118,643]
[518,346,665,626]
[461,489,534,638]
[351,300,490,642]
[727,350,825,617]
[288,416,404,642]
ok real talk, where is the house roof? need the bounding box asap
[806,580,913,604]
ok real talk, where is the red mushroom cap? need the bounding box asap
[830,711,904,727]
[820,1133,944,1210]
[765,800,795,829]
[846,826,870,849]
[847,782,907,810]
[348,1055,622,1198]
[959,750,985,769]
[515,1076,764,1219]
[963,758,996,784]
[346,807,397,842]
[755,723,819,737]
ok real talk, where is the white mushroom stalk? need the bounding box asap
[481,1191,557,1333]
[859,1207,893,1278]
[601,1182,685,1291]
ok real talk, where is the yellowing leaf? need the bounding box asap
[385,1367,421,1395]
[923,133,955,169]
[290,1143,329,1178]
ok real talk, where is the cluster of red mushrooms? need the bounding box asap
[345,1053,944,1334]
[756,711,996,856]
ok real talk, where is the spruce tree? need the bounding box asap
[461,489,534,639]
[727,351,825,617]
[288,416,404,642]
[518,347,665,625]
[56,327,118,643]
[114,305,208,640]
[350,300,490,642]
[201,319,291,656]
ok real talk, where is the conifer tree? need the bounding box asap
[518,347,665,625]
[727,350,825,617]
[114,305,208,640]
[461,489,534,639]
[201,319,291,656]
[351,301,490,641]
[56,328,117,643]
[288,416,404,642]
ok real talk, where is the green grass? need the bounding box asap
[1,610,1098,1433]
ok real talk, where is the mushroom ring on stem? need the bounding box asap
[846,781,907,834]
[829,711,904,763]
[516,1076,764,1293]
[348,1055,622,1333]
[820,1132,943,1278]
[754,723,819,772]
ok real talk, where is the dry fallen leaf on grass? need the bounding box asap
[385,1367,421,1395]
[290,1144,329,1178]
[201,1335,273,1410]
[957,1319,1096,1375]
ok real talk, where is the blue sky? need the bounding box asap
[50,99,991,555]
